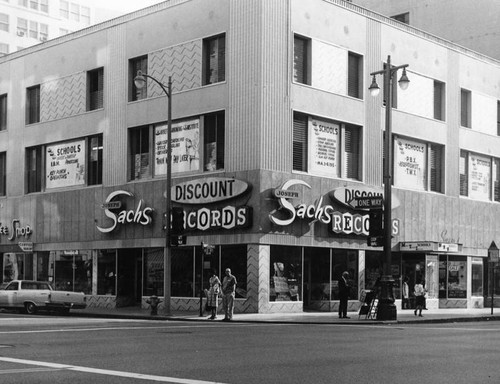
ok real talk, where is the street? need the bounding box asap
[0,312,499,383]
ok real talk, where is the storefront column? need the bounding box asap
[358,250,366,298]
[247,244,269,313]
[425,255,439,309]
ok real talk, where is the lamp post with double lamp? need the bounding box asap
[134,70,172,316]
[368,55,409,321]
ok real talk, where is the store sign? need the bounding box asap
[331,186,400,210]
[18,242,33,252]
[96,191,153,233]
[0,219,33,241]
[172,178,249,204]
[183,206,252,231]
[400,241,461,253]
[46,139,86,189]
[269,179,399,236]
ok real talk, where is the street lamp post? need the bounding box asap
[369,55,409,321]
[134,70,172,316]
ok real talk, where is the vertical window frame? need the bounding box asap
[347,52,363,99]
[293,35,311,86]
[26,85,40,125]
[292,112,308,172]
[87,134,103,186]
[129,56,148,102]
[433,80,446,121]
[459,150,468,197]
[87,67,103,111]
[26,146,43,193]
[0,151,5,196]
[0,94,6,131]
[129,126,152,181]
[460,88,471,128]
[203,34,226,85]
[203,111,225,172]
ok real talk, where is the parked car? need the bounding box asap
[0,280,87,314]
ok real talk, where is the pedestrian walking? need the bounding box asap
[206,269,221,320]
[414,279,426,317]
[402,276,410,309]
[338,271,350,319]
[221,268,237,321]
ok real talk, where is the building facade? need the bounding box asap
[1,0,500,315]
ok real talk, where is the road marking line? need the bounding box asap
[0,357,227,384]
[0,367,62,374]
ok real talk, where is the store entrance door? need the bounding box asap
[401,254,425,310]
[116,249,143,307]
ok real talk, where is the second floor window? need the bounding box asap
[0,13,9,32]
[434,80,446,121]
[0,94,7,131]
[203,34,225,85]
[348,52,363,99]
[87,68,103,111]
[460,150,500,202]
[26,85,40,124]
[26,146,42,193]
[292,112,362,180]
[293,35,311,85]
[88,134,103,185]
[461,88,471,128]
[129,56,148,101]
[0,152,5,196]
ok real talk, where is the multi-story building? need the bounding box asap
[1,0,500,315]
[352,0,500,61]
[0,0,96,55]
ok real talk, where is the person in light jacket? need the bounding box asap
[221,268,237,321]
[414,279,426,317]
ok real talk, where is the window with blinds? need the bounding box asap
[204,111,225,172]
[430,144,443,193]
[0,151,5,196]
[434,81,445,121]
[344,125,360,179]
[293,112,308,172]
[203,34,225,85]
[459,150,468,196]
[26,85,40,124]
[0,94,6,131]
[87,68,103,111]
[347,52,362,99]
[129,56,148,101]
[494,158,500,202]
[293,35,310,85]
[26,146,42,193]
[460,89,471,128]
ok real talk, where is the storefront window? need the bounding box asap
[439,255,467,299]
[2,253,33,282]
[331,249,358,300]
[305,247,330,301]
[143,248,164,296]
[221,245,247,298]
[97,249,116,295]
[270,245,302,302]
[366,251,401,299]
[471,257,483,296]
[36,252,50,282]
[53,250,92,294]
[425,255,439,299]
[172,247,195,297]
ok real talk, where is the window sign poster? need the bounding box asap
[309,118,340,176]
[394,137,426,190]
[155,119,200,175]
[469,153,491,201]
[46,139,86,189]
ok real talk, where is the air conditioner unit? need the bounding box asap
[17,30,25,37]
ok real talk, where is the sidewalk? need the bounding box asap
[71,306,500,325]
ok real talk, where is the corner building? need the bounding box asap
[0,0,499,314]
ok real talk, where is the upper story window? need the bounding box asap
[393,136,444,194]
[293,112,362,180]
[0,43,8,56]
[293,35,311,85]
[460,88,471,128]
[460,150,500,202]
[87,68,103,111]
[129,56,148,101]
[391,12,410,24]
[26,85,40,124]
[434,80,446,121]
[26,134,104,194]
[129,111,225,181]
[0,94,7,131]
[203,34,225,85]
[0,152,5,196]
[347,52,363,99]
[60,1,90,25]
[17,17,27,36]
[0,13,9,32]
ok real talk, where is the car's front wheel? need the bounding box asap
[24,302,37,314]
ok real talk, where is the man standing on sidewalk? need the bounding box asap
[222,268,237,321]
[338,271,350,319]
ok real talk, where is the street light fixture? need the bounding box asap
[369,55,409,321]
[134,70,172,316]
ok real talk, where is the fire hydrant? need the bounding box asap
[146,295,162,315]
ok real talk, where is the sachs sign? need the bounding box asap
[172,177,249,204]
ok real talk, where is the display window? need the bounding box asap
[439,255,467,299]
[270,245,302,302]
[52,250,92,294]
[471,257,484,296]
[2,253,33,282]
[331,249,358,300]
[97,249,116,295]
[143,248,164,296]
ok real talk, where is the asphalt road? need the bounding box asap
[0,312,499,383]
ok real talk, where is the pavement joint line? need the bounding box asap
[0,357,228,384]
